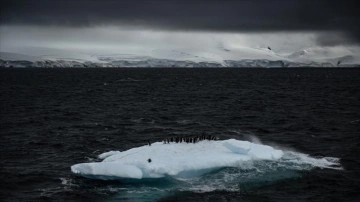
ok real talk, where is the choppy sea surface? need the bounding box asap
[1,68,359,201]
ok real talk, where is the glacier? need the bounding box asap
[1,46,359,67]
[71,139,342,180]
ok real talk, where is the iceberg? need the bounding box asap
[70,138,342,201]
[71,139,287,180]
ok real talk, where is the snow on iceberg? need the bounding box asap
[71,139,341,180]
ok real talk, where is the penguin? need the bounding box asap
[148,158,152,163]
[148,141,151,146]
[201,133,206,140]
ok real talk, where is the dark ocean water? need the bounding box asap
[0,68,360,201]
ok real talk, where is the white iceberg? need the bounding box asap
[71,139,342,180]
[71,139,285,179]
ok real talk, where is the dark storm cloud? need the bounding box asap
[1,0,359,43]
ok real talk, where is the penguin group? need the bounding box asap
[163,135,219,144]
[146,135,218,163]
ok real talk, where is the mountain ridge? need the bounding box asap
[1,46,359,67]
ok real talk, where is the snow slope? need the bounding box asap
[0,52,41,62]
[1,45,359,67]
[286,47,360,66]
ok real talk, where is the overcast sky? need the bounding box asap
[1,0,359,55]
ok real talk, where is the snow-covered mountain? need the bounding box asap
[286,47,360,67]
[1,46,359,67]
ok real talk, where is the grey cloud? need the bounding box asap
[0,0,359,31]
[0,26,342,55]
[315,32,360,46]
[1,0,359,44]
